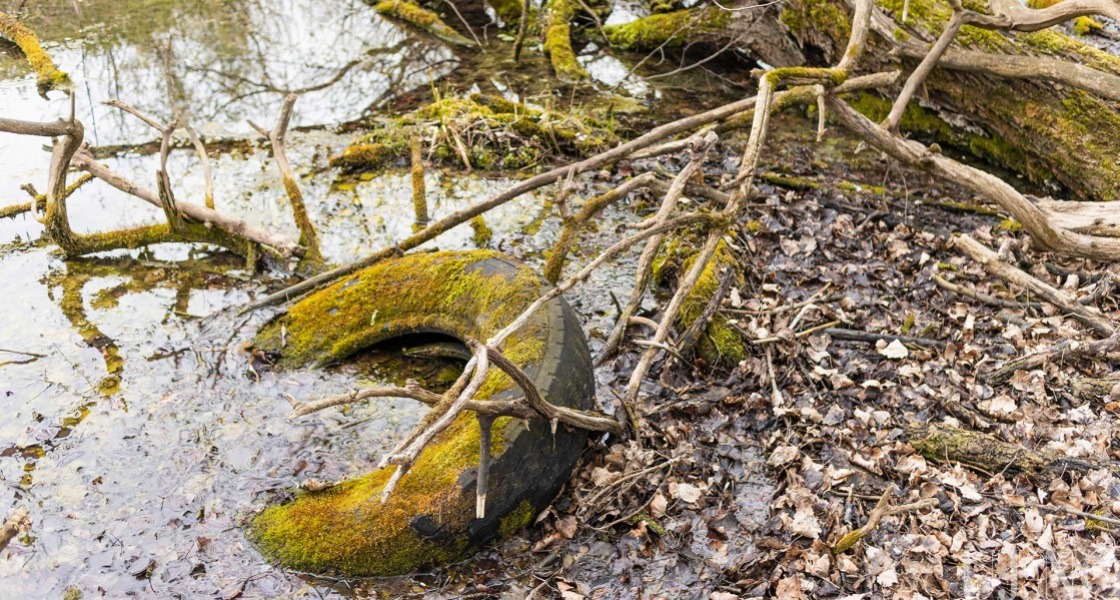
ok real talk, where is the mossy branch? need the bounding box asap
[409,135,429,230]
[543,172,658,284]
[375,0,475,47]
[0,10,71,98]
[250,94,323,267]
[543,0,588,81]
[907,423,1120,477]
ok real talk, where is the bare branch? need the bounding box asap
[71,150,303,256]
[600,133,717,363]
[824,96,1120,261]
[953,234,1115,336]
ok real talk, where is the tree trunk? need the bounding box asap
[603,2,805,69]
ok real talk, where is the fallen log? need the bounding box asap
[907,423,1120,477]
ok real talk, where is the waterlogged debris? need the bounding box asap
[0,507,30,553]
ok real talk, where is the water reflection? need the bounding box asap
[0,0,455,145]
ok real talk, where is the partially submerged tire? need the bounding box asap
[248,250,595,577]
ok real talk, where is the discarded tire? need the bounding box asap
[249,250,595,577]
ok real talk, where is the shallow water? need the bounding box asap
[0,1,676,595]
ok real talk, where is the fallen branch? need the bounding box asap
[410,134,428,230]
[0,10,71,98]
[984,331,1120,384]
[907,422,1120,477]
[831,485,938,553]
[242,71,898,313]
[1071,374,1120,400]
[543,172,657,284]
[288,383,538,420]
[825,97,1120,262]
[1031,502,1120,527]
[933,274,1042,310]
[71,150,302,257]
[953,234,1115,336]
[374,0,475,46]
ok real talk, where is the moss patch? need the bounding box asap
[498,499,535,537]
[653,237,746,365]
[330,94,618,173]
[679,241,746,365]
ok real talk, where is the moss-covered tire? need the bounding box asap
[249,250,594,577]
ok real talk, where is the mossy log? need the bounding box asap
[249,250,595,576]
[781,0,1120,202]
[907,423,1120,477]
[602,2,805,69]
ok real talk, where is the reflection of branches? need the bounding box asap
[187,39,419,117]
